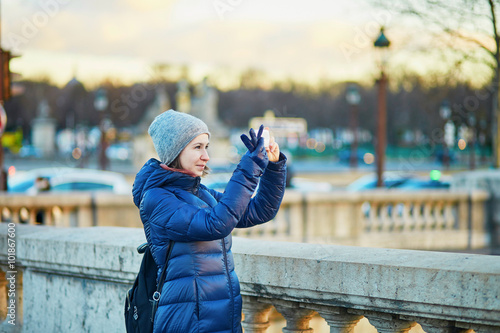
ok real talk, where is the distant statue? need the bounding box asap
[37,99,50,118]
[32,99,56,157]
[132,84,171,168]
[176,79,191,114]
[192,77,220,130]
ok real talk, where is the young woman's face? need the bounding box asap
[179,134,210,177]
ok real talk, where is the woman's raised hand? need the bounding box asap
[240,125,280,163]
[266,134,280,163]
[240,125,268,169]
[240,125,264,153]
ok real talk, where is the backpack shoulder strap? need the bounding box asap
[152,240,174,302]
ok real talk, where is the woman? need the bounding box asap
[132,110,287,333]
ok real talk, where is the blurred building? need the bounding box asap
[132,85,171,169]
[175,77,231,166]
[249,110,308,150]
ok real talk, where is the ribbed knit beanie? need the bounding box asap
[148,109,210,166]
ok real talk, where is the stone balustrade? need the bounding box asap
[0,225,499,333]
[234,189,489,250]
[0,192,139,227]
[0,188,490,250]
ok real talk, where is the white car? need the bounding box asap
[8,168,132,194]
[202,173,333,192]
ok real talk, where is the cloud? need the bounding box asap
[3,0,386,85]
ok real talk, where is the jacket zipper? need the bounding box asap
[221,238,234,330]
[193,178,200,196]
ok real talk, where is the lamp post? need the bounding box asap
[346,83,361,168]
[374,27,390,187]
[439,100,451,169]
[94,88,110,170]
[469,115,476,170]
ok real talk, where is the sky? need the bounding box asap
[1,0,492,89]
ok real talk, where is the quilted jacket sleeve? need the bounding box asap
[142,154,264,242]
[236,152,287,228]
[205,153,287,228]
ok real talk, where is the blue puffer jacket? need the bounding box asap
[132,152,286,333]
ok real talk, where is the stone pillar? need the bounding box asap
[0,270,6,320]
[411,318,470,333]
[314,306,362,333]
[274,301,315,333]
[241,296,273,333]
[365,313,415,333]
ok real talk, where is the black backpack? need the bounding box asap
[124,241,174,333]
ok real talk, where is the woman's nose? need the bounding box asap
[201,150,209,161]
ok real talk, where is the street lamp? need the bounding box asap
[346,83,361,168]
[94,88,110,170]
[374,27,390,187]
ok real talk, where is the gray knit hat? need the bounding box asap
[148,109,210,166]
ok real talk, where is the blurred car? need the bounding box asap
[346,172,414,191]
[289,177,334,192]
[202,173,333,192]
[434,148,457,164]
[18,145,43,158]
[338,149,373,165]
[8,167,131,194]
[394,178,450,190]
[346,172,449,191]
[106,143,132,161]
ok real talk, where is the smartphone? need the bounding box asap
[262,129,270,148]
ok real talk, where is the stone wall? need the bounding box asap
[0,225,499,332]
[0,188,490,251]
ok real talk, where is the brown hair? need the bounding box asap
[168,155,210,177]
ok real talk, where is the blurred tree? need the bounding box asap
[371,0,500,166]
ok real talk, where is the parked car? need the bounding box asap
[18,145,43,158]
[346,172,449,191]
[434,148,457,164]
[202,173,333,192]
[346,172,415,191]
[338,149,373,165]
[394,178,450,190]
[8,167,131,194]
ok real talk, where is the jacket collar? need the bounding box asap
[133,158,201,207]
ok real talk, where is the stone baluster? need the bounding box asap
[365,312,415,333]
[11,208,20,224]
[28,207,37,225]
[412,202,423,231]
[0,270,6,320]
[44,207,54,226]
[434,201,445,229]
[1,207,11,222]
[423,202,433,230]
[313,306,362,333]
[444,203,455,230]
[380,204,390,232]
[395,202,408,232]
[60,207,73,227]
[274,301,315,333]
[405,201,414,230]
[401,317,471,333]
[367,202,376,232]
[241,296,273,333]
